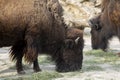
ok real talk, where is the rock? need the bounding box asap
[59,0,101,29]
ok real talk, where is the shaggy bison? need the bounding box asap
[59,27,84,72]
[0,0,83,74]
[89,0,120,51]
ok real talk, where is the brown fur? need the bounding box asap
[0,0,66,74]
[0,0,83,74]
[101,0,110,11]
[90,0,120,51]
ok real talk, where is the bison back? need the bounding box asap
[0,0,54,47]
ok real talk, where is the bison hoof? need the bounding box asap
[34,68,41,73]
[18,70,26,74]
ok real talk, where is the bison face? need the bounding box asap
[56,37,83,72]
[89,15,102,50]
[89,15,109,51]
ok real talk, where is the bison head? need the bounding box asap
[89,15,105,50]
[56,28,84,72]
[89,15,109,51]
[89,0,120,51]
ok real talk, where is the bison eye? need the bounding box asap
[94,23,102,31]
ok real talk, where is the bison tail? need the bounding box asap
[10,40,38,63]
[10,40,26,62]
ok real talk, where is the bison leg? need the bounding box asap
[16,55,25,74]
[10,40,26,74]
[99,38,109,51]
[24,34,41,72]
[24,31,40,62]
[33,58,41,72]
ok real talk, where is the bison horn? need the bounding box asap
[88,19,93,27]
[75,37,80,44]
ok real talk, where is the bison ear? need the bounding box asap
[94,23,102,31]
[88,19,94,27]
[65,39,74,49]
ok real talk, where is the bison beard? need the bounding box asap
[89,0,120,51]
[0,0,83,74]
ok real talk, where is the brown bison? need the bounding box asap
[59,27,84,72]
[89,0,120,51]
[0,0,83,74]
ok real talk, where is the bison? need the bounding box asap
[0,0,83,74]
[89,0,120,51]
